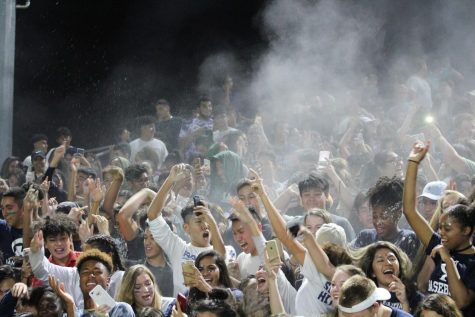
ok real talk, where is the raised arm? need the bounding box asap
[299,228,335,280]
[117,188,156,241]
[427,123,470,174]
[250,169,306,264]
[195,203,226,257]
[403,141,434,246]
[102,166,124,218]
[147,164,185,221]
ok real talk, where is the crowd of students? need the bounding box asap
[1,58,475,317]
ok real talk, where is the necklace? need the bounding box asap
[452,244,473,254]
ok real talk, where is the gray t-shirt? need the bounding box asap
[145,260,174,297]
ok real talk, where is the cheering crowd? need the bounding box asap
[1,58,475,317]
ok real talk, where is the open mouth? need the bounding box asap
[54,248,65,254]
[257,277,266,286]
[239,242,248,252]
[383,269,394,276]
[203,232,210,239]
[205,278,213,284]
[142,294,152,302]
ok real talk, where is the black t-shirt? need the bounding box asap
[126,229,145,262]
[0,220,23,260]
[156,117,183,152]
[426,233,475,316]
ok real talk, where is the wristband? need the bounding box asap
[407,159,419,164]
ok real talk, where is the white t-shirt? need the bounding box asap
[148,216,212,296]
[129,138,168,168]
[236,234,266,279]
[295,252,334,316]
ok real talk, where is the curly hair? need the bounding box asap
[367,176,403,208]
[85,234,126,271]
[76,249,113,273]
[37,214,77,240]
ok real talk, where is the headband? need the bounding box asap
[338,288,390,313]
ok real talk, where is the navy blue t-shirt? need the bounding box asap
[0,220,23,260]
[382,290,424,313]
[351,229,420,260]
[425,233,475,316]
[389,307,412,317]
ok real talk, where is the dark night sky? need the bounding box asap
[13,0,268,156]
[12,0,475,158]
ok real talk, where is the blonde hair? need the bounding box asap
[116,265,162,311]
[304,208,332,224]
[429,190,467,230]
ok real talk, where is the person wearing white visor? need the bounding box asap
[338,275,412,317]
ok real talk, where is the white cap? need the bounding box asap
[316,223,346,247]
[418,181,447,201]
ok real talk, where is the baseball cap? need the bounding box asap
[338,287,391,313]
[418,181,447,201]
[316,223,346,247]
[31,150,46,160]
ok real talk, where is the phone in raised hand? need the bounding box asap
[265,240,280,263]
[89,285,116,308]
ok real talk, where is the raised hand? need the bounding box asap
[248,168,265,196]
[183,265,213,293]
[39,176,50,194]
[170,163,188,182]
[78,220,94,243]
[228,197,254,224]
[90,179,105,203]
[92,214,110,235]
[30,230,44,253]
[67,205,87,224]
[49,275,76,314]
[408,141,430,164]
[70,156,80,172]
[24,186,39,211]
[11,282,28,298]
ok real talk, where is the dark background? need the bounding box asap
[13,0,268,156]
[12,0,475,157]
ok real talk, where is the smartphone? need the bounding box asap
[266,240,280,262]
[193,195,205,208]
[288,224,300,238]
[177,292,187,312]
[23,248,30,264]
[275,239,284,260]
[317,151,330,169]
[89,285,116,308]
[182,260,195,285]
[203,159,210,170]
[77,148,85,155]
[193,157,201,169]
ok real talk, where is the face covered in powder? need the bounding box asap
[372,203,401,240]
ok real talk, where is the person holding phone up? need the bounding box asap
[147,164,226,296]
